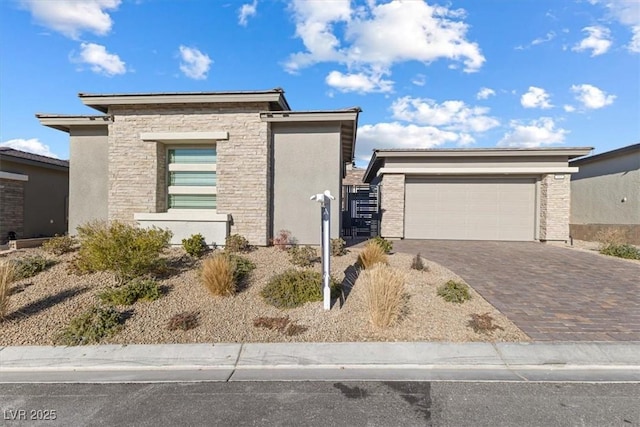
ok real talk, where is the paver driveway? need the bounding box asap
[392,240,640,341]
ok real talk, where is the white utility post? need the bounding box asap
[310,190,334,310]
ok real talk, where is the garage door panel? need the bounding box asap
[404,177,536,241]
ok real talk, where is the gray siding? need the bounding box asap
[272,123,342,245]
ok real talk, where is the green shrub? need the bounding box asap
[370,236,393,254]
[13,255,54,279]
[288,245,318,267]
[330,238,347,256]
[182,233,207,258]
[272,229,296,250]
[228,254,256,282]
[97,278,162,306]
[261,269,341,309]
[75,220,172,282]
[42,234,76,255]
[167,311,199,331]
[56,305,123,346]
[437,280,471,304]
[411,253,427,271]
[225,234,251,253]
[600,244,640,260]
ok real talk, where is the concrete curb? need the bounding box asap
[1,342,639,383]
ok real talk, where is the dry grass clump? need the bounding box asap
[361,263,405,328]
[357,241,388,270]
[0,261,15,320]
[201,253,236,296]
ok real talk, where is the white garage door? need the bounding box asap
[404,177,536,241]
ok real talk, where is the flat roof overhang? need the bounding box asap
[79,89,291,113]
[36,114,112,133]
[261,108,361,163]
[570,142,640,166]
[363,147,593,182]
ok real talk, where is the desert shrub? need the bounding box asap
[356,241,388,270]
[0,261,15,319]
[599,244,640,260]
[370,236,393,254]
[167,311,199,331]
[75,220,172,282]
[253,315,308,336]
[97,278,162,306]
[411,253,428,271]
[437,280,471,304]
[225,234,251,253]
[227,254,255,282]
[56,305,123,346]
[288,245,318,267]
[272,229,296,250]
[182,233,207,258]
[361,263,405,328]
[202,253,236,296]
[330,238,347,256]
[261,269,341,309]
[468,313,504,334]
[13,255,54,279]
[42,234,76,255]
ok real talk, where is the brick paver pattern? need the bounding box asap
[392,240,640,341]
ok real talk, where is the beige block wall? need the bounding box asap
[380,174,405,239]
[0,178,24,242]
[108,102,271,245]
[539,174,570,241]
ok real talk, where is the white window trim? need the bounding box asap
[168,163,216,172]
[168,186,217,195]
[166,144,218,211]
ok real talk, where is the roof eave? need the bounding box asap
[37,114,112,133]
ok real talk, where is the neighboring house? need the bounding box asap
[363,148,592,242]
[38,89,359,246]
[0,147,69,243]
[570,143,640,244]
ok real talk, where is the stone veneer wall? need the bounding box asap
[380,174,405,239]
[108,102,271,245]
[539,174,570,241]
[0,178,24,242]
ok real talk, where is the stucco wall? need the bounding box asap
[0,178,25,242]
[380,174,405,239]
[107,103,271,245]
[69,126,109,234]
[570,150,640,225]
[1,159,68,238]
[539,174,570,241]
[272,122,342,245]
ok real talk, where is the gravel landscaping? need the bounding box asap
[0,246,529,345]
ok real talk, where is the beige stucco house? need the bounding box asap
[38,89,360,246]
[0,148,69,243]
[363,148,592,242]
[570,143,640,244]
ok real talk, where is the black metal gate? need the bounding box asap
[341,184,379,238]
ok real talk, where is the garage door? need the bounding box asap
[404,177,536,241]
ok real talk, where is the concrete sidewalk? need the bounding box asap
[1,342,639,383]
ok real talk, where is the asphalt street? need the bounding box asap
[1,381,638,427]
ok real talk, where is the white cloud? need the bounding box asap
[285,0,484,93]
[571,84,616,109]
[391,96,499,133]
[178,45,212,80]
[20,0,120,39]
[411,74,426,86]
[572,26,612,56]
[498,117,568,148]
[563,104,576,113]
[589,0,639,52]
[325,70,393,93]
[238,0,257,26]
[0,138,60,158]
[630,26,640,53]
[476,87,496,100]
[532,31,556,45]
[520,86,553,109]
[75,42,126,76]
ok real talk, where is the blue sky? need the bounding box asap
[0,0,638,167]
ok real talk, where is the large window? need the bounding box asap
[167,147,217,209]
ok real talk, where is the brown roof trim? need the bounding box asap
[570,143,640,166]
[0,147,69,169]
[78,88,291,113]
